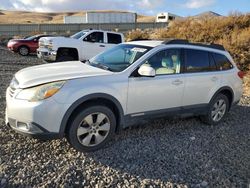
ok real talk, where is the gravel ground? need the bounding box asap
[0,46,249,188]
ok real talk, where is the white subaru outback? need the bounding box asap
[5,40,243,152]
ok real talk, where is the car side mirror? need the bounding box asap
[138,64,156,77]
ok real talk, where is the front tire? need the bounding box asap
[18,46,29,56]
[66,105,116,152]
[200,94,229,125]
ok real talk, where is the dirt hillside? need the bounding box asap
[0,10,154,24]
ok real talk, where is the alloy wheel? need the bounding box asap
[211,99,227,122]
[76,112,111,147]
[19,47,29,56]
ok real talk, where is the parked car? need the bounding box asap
[37,29,124,62]
[6,39,243,152]
[7,34,54,56]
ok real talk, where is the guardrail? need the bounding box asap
[0,22,167,36]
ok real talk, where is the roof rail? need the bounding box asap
[163,39,225,51]
[131,38,152,41]
[163,39,189,44]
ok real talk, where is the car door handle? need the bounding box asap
[211,76,218,82]
[99,45,106,47]
[172,79,183,85]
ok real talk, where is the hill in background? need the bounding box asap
[0,10,155,24]
[193,11,222,18]
[0,10,225,24]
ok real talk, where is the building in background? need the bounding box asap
[156,12,181,23]
[64,12,137,24]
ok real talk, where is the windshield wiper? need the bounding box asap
[95,63,113,71]
[82,60,90,64]
[85,61,113,71]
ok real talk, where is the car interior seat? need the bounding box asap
[156,57,175,75]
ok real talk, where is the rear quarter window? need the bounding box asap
[212,53,233,70]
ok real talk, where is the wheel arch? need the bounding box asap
[209,86,234,109]
[56,47,79,60]
[18,45,30,53]
[59,93,124,137]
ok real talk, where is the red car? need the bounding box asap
[7,34,53,56]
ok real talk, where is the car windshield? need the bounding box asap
[88,44,152,72]
[71,31,88,39]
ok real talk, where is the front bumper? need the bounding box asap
[5,87,68,140]
[37,48,57,62]
[7,45,18,52]
[6,121,60,140]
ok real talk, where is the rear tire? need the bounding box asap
[66,105,116,152]
[18,46,29,56]
[200,94,229,125]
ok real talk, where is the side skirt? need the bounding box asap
[123,104,209,128]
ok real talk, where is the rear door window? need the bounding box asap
[212,53,233,70]
[209,53,217,71]
[184,49,210,73]
[107,33,122,44]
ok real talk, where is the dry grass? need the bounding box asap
[126,13,250,95]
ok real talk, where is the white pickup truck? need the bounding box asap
[37,30,124,62]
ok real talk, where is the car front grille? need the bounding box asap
[9,77,19,98]
[39,41,45,48]
[9,87,16,98]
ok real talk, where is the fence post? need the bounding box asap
[17,24,20,36]
[37,24,41,33]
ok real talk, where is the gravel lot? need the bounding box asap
[0,46,249,188]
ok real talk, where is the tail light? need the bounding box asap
[237,71,245,79]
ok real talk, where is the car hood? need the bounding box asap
[14,61,112,88]
[9,39,30,43]
[40,36,78,43]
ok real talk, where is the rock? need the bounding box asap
[201,181,208,187]
[1,178,7,185]
[190,136,196,141]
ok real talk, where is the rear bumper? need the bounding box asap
[37,48,57,62]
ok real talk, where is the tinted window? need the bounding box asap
[209,53,217,71]
[107,33,122,44]
[143,49,182,75]
[158,16,166,19]
[212,53,233,70]
[84,32,104,43]
[71,31,88,39]
[185,49,210,73]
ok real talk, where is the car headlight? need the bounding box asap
[9,41,17,46]
[16,81,65,102]
[47,40,53,50]
[47,44,53,50]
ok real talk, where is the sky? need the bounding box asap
[0,0,249,16]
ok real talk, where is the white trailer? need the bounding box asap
[64,12,137,24]
[156,12,180,23]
